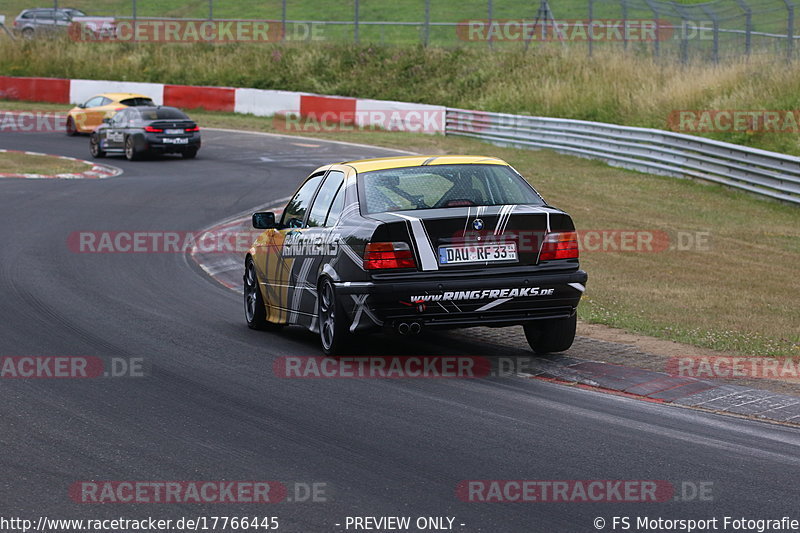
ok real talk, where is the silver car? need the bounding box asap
[13,8,86,38]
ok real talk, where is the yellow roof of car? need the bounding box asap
[340,155,508,173]
[97,93,151,101]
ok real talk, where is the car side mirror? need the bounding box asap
[77,103,86,109]
[252,212,278,229]
[102,117,111,124]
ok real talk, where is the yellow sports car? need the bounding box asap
[66,93,155,135]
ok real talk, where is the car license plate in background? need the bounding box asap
[438,243,517,264]
[165,129,184,135]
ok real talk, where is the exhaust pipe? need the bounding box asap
[397,322,423,335]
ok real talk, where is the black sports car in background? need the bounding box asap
[244,155,588,355]
[89,106,201,160]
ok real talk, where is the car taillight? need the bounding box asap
[364,242,416,270]
[539,231,579,261]
[144,126,163,133]
[185,126,200,132]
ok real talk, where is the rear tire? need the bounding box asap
[89,135,105,158]
[66,117,78,136]
[318,278,350,356]
[524,313,577,354]
[21,28,35,39]
[125,136,142,161]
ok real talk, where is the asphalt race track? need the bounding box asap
[1,128,799,532]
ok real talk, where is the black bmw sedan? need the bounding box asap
[89,105,201,161]
[244,155,588,355]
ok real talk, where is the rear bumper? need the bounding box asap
[334,270,587,332]
[144,135,201,153]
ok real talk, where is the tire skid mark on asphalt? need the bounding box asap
[3,255,140,358]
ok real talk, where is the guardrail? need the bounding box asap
[445,108,800,205]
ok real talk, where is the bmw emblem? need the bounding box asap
[472,219,484,230]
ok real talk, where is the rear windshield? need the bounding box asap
[120,97,155,107]
[139,108,189,121]
[358,164,544,215]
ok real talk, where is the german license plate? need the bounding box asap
[163,137,189,144]
[438,243,517,264]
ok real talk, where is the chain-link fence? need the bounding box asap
[589,0,798,62]
[7,0,799,61]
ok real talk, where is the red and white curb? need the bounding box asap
[188,198,288,291]
[0,75,446,134]
[0,149,122,179]
[525,355,800,426]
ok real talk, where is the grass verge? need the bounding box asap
[1,41,799,155]
[3,99,798,357]
[0,150,91,175]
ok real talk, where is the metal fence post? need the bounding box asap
[786,0,795,61]
[621,0,628,50]
[209,0,213,20]
[282,0,287,42]
[424,0,430,46]
[132,0,136,23]
[488,0,493,49]
[673,4,689,64]
[734,0,753,56]
[588,0,594,57]
[643,0,661,58]
[680,16,689,64]
[354,0,360,44]
[744,10,753,56]
[713,19,720,63]
[701,6,720,63]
